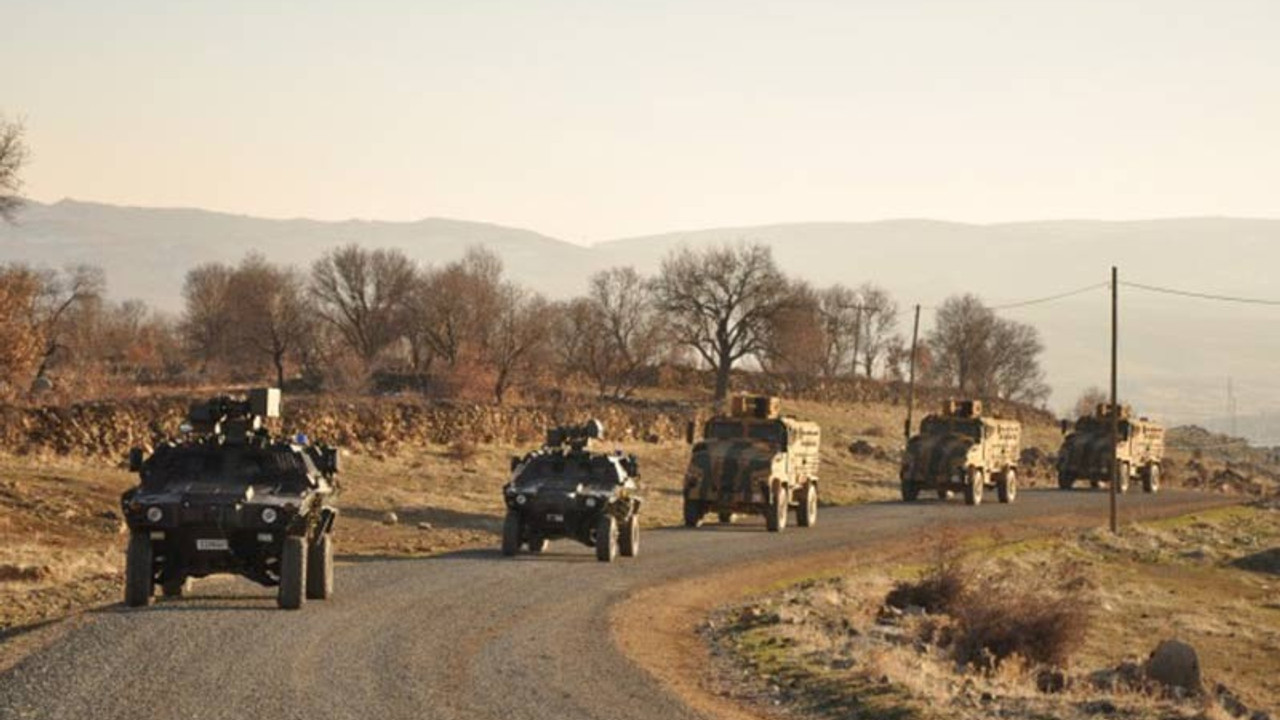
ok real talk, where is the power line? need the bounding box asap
[1121,280,1280,307]
[990,281,1109,310]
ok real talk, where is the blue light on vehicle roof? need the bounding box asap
[295,433,309,446]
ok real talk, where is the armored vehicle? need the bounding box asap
[900,400,1022,506]
[120,388,340,610]
[682,395,821,532]
[1057,404,1164,493]
[501,420,642,562]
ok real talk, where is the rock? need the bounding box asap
[1249,712,1272,720]
[1145,639,1202,693]
[848,440,878,457]
[416,521,433,530]
[1215,684,1250,718]
[1083,700,1118,715]
[382,511,399,526]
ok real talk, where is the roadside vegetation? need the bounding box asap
[704,503,1280,719]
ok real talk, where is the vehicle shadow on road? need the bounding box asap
[95,596,280,615]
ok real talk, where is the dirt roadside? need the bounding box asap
[611,495,1245,720]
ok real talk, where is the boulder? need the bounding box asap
[1145,639,1202,693]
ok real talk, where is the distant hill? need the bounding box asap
[4,199,1280,439]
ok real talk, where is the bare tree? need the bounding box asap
[926,294,1049,404]
[815,284,860,378]
[487,285,550,404]
[408,247,504,370]
[652,242,786,401]
[310,244,416,365]
[855,283,898,377]
[0,116,28,223]
[582,267,666,397]
[181,263,236,373]
[228,255,315,387]
[30,265,105,386]
[0,266,44,397]
[1073,386,1109,419]
[760,281,827,387]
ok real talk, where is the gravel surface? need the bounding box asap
[0,489,1231,720]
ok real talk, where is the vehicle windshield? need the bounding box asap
[704,420,784,445]
[141,445,311,491]
[922,417,981,440]
[515,454,622,489]
[705,421,744,440]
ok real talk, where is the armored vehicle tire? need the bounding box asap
[306,533,334,600]
[501,511,521,557]
[683,499,705,528]
[900,478,920,502]
[161,577,191,598]
[997,469,1018,504]
[1118,462,1131,494]
[1089,480,1101,489]
[717,511,734,524]
[937,488,953,500]
[766,486,789,533]
[963,469,985,506]
[278,536,307,610]
[596,514,619,563]
[528,534,549,553]
[797,484,818,528]
[1057,471,1074,490]
[124,532,153,608]
[1143,464,1161,494]
[619,515,640,558]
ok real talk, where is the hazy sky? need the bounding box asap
[5,1,1279,241]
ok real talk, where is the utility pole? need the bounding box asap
[905,304,921,444]
[1110,266,1119,534]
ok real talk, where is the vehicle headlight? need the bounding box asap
[261,507,278,524]
[145,506,164,523]
[585,497,598,508]
[515,494,528,505]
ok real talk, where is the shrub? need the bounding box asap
[446,438,479,467]
[885,532,969,614]
[950,574,1091,669]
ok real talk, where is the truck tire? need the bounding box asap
[797,484,818,528]
[161,577,190,598]
[278,536,307,610]
[900,477,920,502]
[963,468,985,506]
[682,498,705,528]
[528,534,549,553]
[596,514,618,563]
[766,486,789,533]
[1057,470,1074,490]
[501,511,522,556]
[306,533,334,600]
[124,532,153,608]
[937,488,953,500]
[619,514,640,558]
[997,469,1018,504]
[1143,464,1161,494]
[1117,462,1131,494]
[717,511,734,524]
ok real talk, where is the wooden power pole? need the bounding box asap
[905,304,921,444]
[1110,266,1120,534]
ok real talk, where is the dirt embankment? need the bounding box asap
[0,395,700,459]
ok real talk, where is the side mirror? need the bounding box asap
[626,454,640,478]
[128,447,145,473]
[685,421,696,446]
[510,455,522,472]
[323,447,341,476]
[903,419,912,439]
[1060,419,1070,435]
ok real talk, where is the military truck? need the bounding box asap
[501,420,642,562]
[682,395,821,532]
[900,400,1022,506]
[120,388,340,610]
[1057,404,1165,493]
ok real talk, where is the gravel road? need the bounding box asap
[0,489,1231,720]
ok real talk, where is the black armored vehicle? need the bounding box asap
[120,388,340,609]
[501,420,642,562]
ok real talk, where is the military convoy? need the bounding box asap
[501,420,643,562]
[681,395,821,532]
[1057,403,1165,493]
[900,400,1022,506]
[120,389,340,610]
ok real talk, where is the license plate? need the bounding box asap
[196,538,229,551]
[546,513,564,523]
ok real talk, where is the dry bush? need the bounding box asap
[446,438,479,467]
[950,572,1091,669]
[886,531,970,614]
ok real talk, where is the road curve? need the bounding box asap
[0,489,1232,720]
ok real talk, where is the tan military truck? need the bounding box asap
[1057,404,1165,493]
[682,395,821,532]
[900,400,1022,506]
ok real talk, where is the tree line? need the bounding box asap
[0,240,1050,407]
